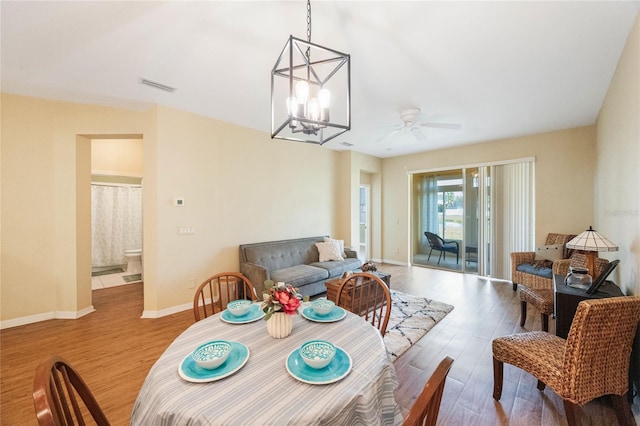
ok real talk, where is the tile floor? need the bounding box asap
[91,271,142,290]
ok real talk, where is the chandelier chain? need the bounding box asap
[306,0,312,58]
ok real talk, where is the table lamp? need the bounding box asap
[566,226,618,278]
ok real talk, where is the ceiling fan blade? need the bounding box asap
[420,122,462,130]
[376,127,403,142]
[410,127,427,142]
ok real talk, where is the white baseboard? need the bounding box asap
[381,258,409,266]
[141,302,191,319]
[1,312,55,329]
[0,305,96,330]
[56,306,96,319]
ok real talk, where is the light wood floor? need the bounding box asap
[1,264,638,425]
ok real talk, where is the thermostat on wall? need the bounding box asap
[174,198,185,207]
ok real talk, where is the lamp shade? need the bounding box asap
[566,226,618,252]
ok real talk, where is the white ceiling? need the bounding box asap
[2,1,639,158]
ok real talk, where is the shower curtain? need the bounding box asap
[91,184,142,268]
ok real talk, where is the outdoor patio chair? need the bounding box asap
[424,232,459,265]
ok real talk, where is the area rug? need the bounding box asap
[384,290,454,361]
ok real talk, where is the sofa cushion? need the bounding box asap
[324,237,346,257]
[315,242,344,262]
[516,263,553,278]
[241,237,324,271]
[534,244,564,261]
[311,258,363,278]
[270,265,329,288]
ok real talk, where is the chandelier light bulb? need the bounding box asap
[295,80,309,103]
[286,96,297,115]
[286,97,300,128]
[308,98,320,121]
[318,88,330,122]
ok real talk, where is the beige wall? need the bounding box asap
[150,105,342,314]
[381,126,597,265]
[1,94,154,324]
[595,11,640,296]
[1,94,348,325]
[91,138,144,177]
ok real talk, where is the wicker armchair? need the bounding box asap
[519,252,610,331]
[511,233,576,292]
[493,296,640,426]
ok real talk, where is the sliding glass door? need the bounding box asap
[412,169,471,272]
[412,167,488,273]
[411,160,532,278]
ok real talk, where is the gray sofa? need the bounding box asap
[239,236,363,298]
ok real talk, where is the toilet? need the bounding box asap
[124,249,142,274]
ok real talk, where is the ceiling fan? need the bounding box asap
[377,108,461,143]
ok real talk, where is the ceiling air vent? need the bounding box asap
[340,141,353,147]
[139,78,176,93]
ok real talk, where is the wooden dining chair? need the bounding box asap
[193,272,257,322]
[493,296,640,426]
[402,356,454,426]
[33,355,110,426]
[336,272,391,335]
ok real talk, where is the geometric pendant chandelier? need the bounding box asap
[271,0,351,145]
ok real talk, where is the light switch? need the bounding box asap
[178,226,195,235]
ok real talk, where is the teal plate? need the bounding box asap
[301,305,346,323]
[286,346,352,385]
[179,341,249,383]
[221,304,265,324]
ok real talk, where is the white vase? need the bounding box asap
[266,312,293,338]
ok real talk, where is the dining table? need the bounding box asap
[130,302,403,425]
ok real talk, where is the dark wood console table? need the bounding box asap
[553,274,623,339]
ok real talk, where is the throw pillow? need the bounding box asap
[324,237,345,257]
[534,243,564,262]
[316,242,344,262]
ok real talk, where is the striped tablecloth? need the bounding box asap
[130,304,402,425]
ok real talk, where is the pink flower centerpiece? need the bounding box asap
[262,280,307,320]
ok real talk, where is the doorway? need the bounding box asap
[359,184,371,261]
[88,137,144,292]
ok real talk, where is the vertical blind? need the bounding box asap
[491,161,535,280]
